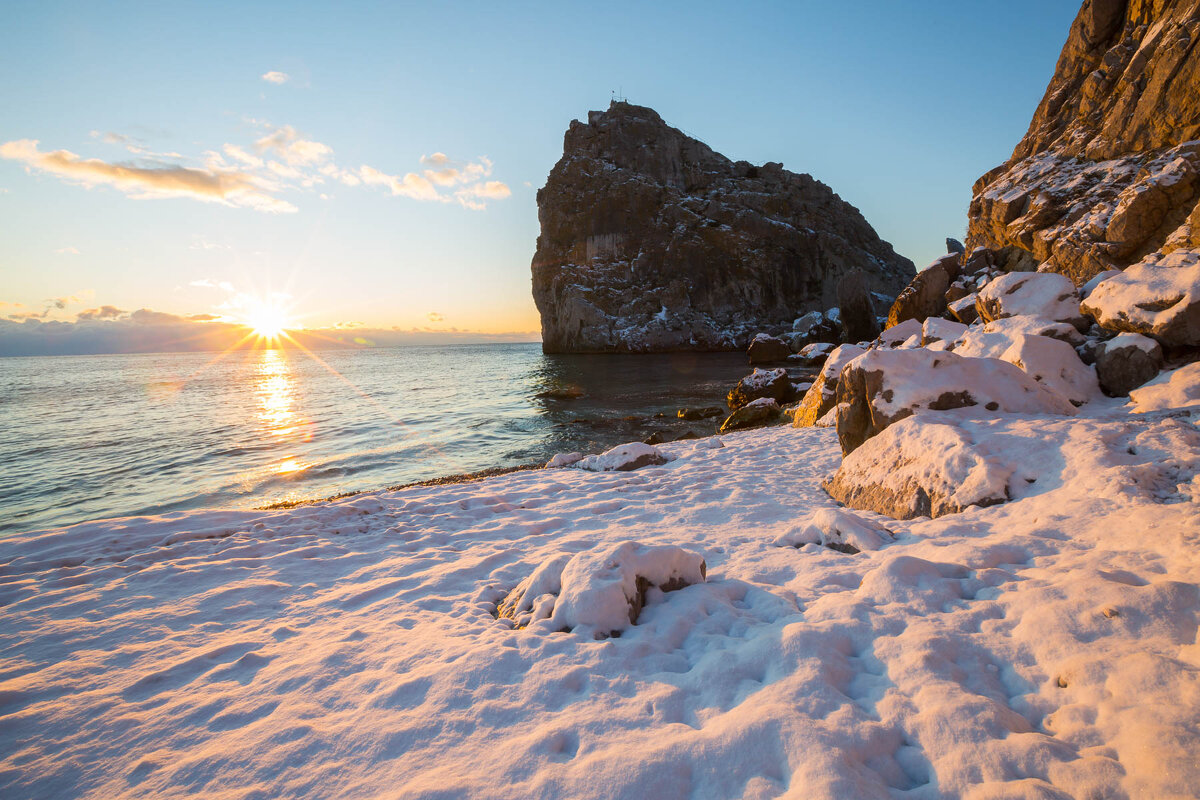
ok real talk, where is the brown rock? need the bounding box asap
[886,253,962,328]
[531,102,915,353]
[837,268,880,342]
[727,368,792,410]
[792,344,866,427]
[747,334,792,364]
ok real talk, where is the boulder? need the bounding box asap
[946,238,966,255]
[1080,249,1200,346]
[834,348,1077,455]
[747,333,792,364]
[727,367,791,409]
[1095,333,1165,397]
[978,314,1084,346]
[794,341,834,366]
[576,442,669,472]
[837,268,880,343]
[875,319,923,349]
[921,317,968,348]
[824,415,1019,519]
[975,272,1084,329]
[532,101,915,353]
[719,397,782,433]
[887,253,962,328]
[792,344,867,427]
[948,294,979,324]
[498,542,706,637]
[792,310,825,334]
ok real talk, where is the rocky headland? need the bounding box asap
[531,102,915,353]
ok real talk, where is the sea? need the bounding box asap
[0,343,757,534]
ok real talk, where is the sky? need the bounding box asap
[0,0,1082,355]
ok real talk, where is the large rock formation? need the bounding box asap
[531,102,915,353]
[967,0,1200,284]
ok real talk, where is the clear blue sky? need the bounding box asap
[0,0,1080,340]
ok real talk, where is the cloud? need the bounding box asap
[254,125,332,166]
[357,165,439,201]
[357,154,510,209]
[0,309,539,356]
[76,305,125,321]
[0,139,296,213]
[261,71,290,85]
[54,246,81,255]
[223,144,263,168]
[427,312,445,322]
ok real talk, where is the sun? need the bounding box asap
[246,302,291,340]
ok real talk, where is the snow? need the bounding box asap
[744,396,778,409]
[875,318,922,349]
[742,367,787,390]
[792,310,824,333]
[546,452,585,468]
[921,317,967,347]
[773,507,894,553]
[797,342,833,359]
[1128,361,1200,413]
[2,405,1199,798]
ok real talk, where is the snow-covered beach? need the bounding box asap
[3,399,1197,799]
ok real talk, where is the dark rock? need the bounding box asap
[747,334,792,364]
[837,268,880,343]
[531,101,915,353]
[886,253,962,328]
[1094,334,1165,396]
[677,406,724,421]
[719,399,781,433]
[727,368,792,410]
[946,238,966,255]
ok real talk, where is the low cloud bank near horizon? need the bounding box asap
[0,311,539,357]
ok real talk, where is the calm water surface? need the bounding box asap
[0,343,755,533]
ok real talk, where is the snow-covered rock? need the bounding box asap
[503,541,707,638]
[773,507,894,553]
[1095,333,1165,397]
[921,317,968,348]
[1081,249,1200,346]
[947,292,979,324]
[794,341,834,366]
[792,310,824,333]
[719,397,782,433]
[834,348,1077,454]
[1129,361,1200,412]
[978,314,1084,346]
[545,452,584,468]
[993,333,1100,406]
[874,318,922,349]
[576,442,670,472]
[727,367,791,409]
[975,271,1083,328]
[824,413,1020,519]
[792,344,866,427]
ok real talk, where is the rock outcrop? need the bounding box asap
[967,0,1200,284]
[532,102,915,352]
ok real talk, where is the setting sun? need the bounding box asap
[246,302,291,340]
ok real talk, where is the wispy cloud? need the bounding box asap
[357,154,510,209]
[261,71,290,85]
[54,246,81,255]
[77,305,124,320]
[254,125,332,166]
[0,139,296,213]
[427,311,445,322]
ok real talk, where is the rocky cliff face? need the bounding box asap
[968,0,1200,283]
[531,102,915,353]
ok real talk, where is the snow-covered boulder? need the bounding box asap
[792,310,823,333]
[545,452,584,468]
[576,442,669,472]
[498,542,707,638]
[1095,333,1165,397]
[794,341,834,366]
[1080,249,1200,346]
[727,367,791,409]
[994,333,1100,406]
[792,344,866,427]
[834,348,1077,455]
[979,314,1084,346]
[824,414,1021,519]
[773,508,894,553]
[719,397,781,433]
[947,293,979,324]
[975,272,1084,329]
[1129,361,1200,412]
[921,317,968,348]
[747,333,792,364]
[874,318,923,349]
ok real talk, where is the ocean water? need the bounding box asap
[0,343,757,534]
